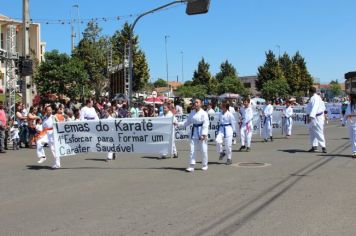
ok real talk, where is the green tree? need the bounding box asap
[292,51,313,95]
[329,79,341,97]
[279,53,299,94]
[153,78,168,88]
[208,77,219,95]
[72,21,108,98]
[176,85,207,98]
[111,22,150,92]
[261,79,290,101]
[192,57,211,86]
[34,50,89,100]
[218,76,247,96]
[184,80,193,86]
[215,60,237,82]
[256,50,283,90]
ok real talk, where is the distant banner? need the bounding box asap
[175,113,260,141]
[175,106,313,141]
[326,103,342,120]
[53,117,173,157]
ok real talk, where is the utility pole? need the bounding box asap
[165,35,169,85]
[70,9,75,52]
[22,0,32,108]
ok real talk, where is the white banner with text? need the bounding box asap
[54,117,173,157]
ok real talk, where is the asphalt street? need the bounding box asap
[0,121,355,236]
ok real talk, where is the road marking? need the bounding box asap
[232,162,271,168]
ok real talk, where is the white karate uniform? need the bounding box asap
[106,115,117,160]
[263,104,274,139]
[80,106,99,121]
[216,110,236,160]
[343,104,356,153]
[179,109,209,167]
[163,111,178,157]
[283,106,294,136]
[240,106,253,148]
[36,115,61,167]
[306,93,326,148]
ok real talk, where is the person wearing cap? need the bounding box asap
[216,101,236,165]
[283,100,294,138]
[262,99,274,142]
[178,98,209,172]
[306,87,327,153]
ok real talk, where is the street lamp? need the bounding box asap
[128,0,211,106]
[165,35,170,86]
[72,4,80,44]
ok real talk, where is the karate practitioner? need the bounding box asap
[342,94,356,158]
[105,107,117,162]
[239,98,253,152]
[80,99,99,121]
[283,100,294,138]
[263,100,274,142]
[179,99,209,172]
[216,101,236,165]
[162,103,178,159]
[306,87,327,153]
[36,106,62,169]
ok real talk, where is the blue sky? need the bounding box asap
[2,0,356,84]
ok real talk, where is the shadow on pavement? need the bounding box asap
[141,156,162,160]
[278,149,309,153]
[85,158,107,162]
[26,165,53,170]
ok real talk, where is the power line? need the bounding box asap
[5,4,182,25]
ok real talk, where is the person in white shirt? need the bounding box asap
[175,103,183,116]
[130,103,140,118]
[207,104,215,117]
[36,106,62,168]
[283,100,294,138]
[178,99,209,172]
[10,121,20,150]
[239,98,253,152]
[342,94,356,157]
[80,99,99,121]
[263,100,274,142]
[306,87,327,153]
[162,103,178,159]
[216,101,236,165]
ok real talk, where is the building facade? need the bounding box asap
[0,14,45,92]
[239,75,259,96]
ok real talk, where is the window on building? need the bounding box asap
[244,82,251,88]
[1,33,4,49]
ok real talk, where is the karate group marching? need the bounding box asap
[10,86,355,171]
